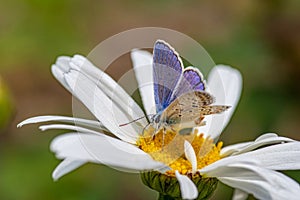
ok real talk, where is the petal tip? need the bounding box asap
[39,125,47,131]
[17,118,34,128]
[16,122,23,128]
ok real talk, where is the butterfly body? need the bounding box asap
[151,91,230,133]
[148,40,230,135]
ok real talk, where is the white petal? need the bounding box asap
[39,124,104,136]
[51,57,73,92]
[51,133,166,172]
[221,133,279,156]
[220,142,252,157]
[70,55,147,125]
[17,115,107,131]
[56,56,73,71]
[203,141,300,172]
[197,65,242,139]
[64,68,142,144]
[201,162,300,200]
[200,159,260,177]
[175,171,198,200]
[236,142,300,170]
[52,158,87,181]
[232,189,248,200]
[184,141,197,174]
[52,54,148,143]
[221,133,294,156]
[255,132,279,140]
[131,49,156,119]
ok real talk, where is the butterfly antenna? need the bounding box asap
[119,116,147,127]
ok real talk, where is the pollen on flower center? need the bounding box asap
[137,128,223,176]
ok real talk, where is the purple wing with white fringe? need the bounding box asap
[153,40,183,113]
[152,40,229,132]
[170,67,206,103]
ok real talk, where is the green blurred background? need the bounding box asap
[1,0,300,199]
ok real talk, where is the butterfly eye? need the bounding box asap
[153,115,161,123]
[166,118,176,125]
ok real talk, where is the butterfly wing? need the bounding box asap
[170,67,206,102]
[153,40,183,113]
[182,67,206,91]
[161,91,230,129]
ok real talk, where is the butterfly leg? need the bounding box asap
[195,116,206,126]
[170,126,176,132]
[142,123,150,136]
[150,122,159,141]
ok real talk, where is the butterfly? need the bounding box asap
[149,40,230,135]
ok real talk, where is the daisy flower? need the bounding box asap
[18,42,300,200]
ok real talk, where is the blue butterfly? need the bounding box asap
[149,40,230,134]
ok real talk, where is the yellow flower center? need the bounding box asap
[137,127,222,176]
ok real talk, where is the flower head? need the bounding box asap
[19,42,300,200]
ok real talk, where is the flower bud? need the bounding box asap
[141,171,218,200]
